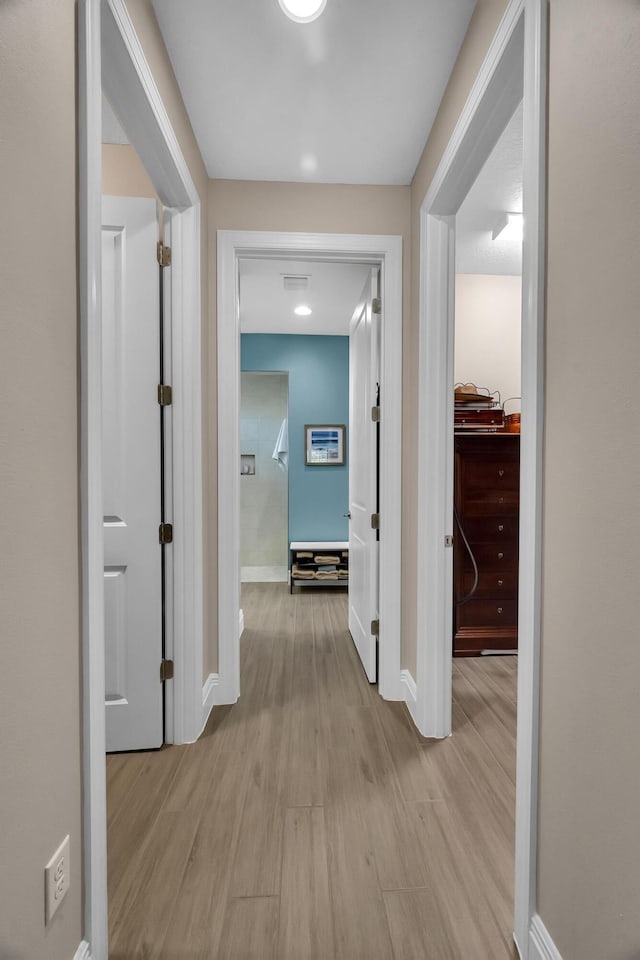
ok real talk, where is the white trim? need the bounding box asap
[239,608,245,637]
[415,1,546,958]
[73,941,92,960]
[514,1,547,953]
[529,916,564,960]
[80,0,204,956]
[202,672,219,715]
[78,4,108,958]
[100,0,197,208]
[400,669,420,729]
[217,230,403,705]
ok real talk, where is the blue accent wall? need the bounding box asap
[241,334,349,541]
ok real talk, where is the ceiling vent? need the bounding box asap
[283,274,310,292]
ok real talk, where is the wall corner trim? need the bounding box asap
[73,941,92,960]
[400,669,420,728]
[200,669,239,739]
[529,915,564,960]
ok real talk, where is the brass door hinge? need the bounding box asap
[159,522,173,544]
[157,384,173,406]
[370,513,380,530]
[371,405,381,423]
[372,297,382,314]
[157,241,172,268]
[371,619,380,637]
[160,659,174,682]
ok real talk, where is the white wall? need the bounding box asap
[454,273,522,412]
[240,373,289,579]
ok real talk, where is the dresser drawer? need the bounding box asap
[459,570,518,599]
[458,540,519,570]
[458,515,519,543]
[459,489,519,516]
[460,458,519,491]
[456,598,518,628]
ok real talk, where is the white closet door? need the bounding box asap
[102,195,163,752]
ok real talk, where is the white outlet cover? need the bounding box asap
[45,834,70,924]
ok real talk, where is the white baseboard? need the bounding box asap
[202,672,220,716]
[239,607,245,637]
[201,668,239,732]
[400,669,420,729]
[529,915,563,960]
[73,941,91,960]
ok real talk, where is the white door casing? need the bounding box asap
[102,195,163,752]
[348,270,380,682]
[217,231,403,708]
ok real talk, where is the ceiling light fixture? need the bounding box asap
[278,0,327,24]
[492,212,524,241]
[294,305,312,317]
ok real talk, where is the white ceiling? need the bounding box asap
[102,95,129,144]
[239,258,372,335]
[149,0,477,185]
[455,101,523,275]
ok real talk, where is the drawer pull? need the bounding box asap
[498,469,505,477]
[497,552,504,560]
[498,496,504,503]
[497,606,503,615]
[497,579,504,587]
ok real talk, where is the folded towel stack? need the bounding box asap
[292,565,316,579]
[315,555,340,565]
[316,569,339,580]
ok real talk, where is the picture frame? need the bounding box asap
[304,424,346,466]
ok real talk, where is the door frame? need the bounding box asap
[217,231,403,704]
[78,0,204,956]
[414,0,546,955]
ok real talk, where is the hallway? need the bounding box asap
[107,583,518,959]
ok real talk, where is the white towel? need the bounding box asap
[272,417,288,470]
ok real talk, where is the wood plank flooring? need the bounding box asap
[107,583,519,959]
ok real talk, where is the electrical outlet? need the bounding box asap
[44,835,70,924]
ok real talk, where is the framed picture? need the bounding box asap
[304,424,346,466]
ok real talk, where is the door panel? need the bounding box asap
[102,196,163,752]
[348,269,380,682]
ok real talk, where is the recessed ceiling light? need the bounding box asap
[294,305,312,317]
[278,0,327,24]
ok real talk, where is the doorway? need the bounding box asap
[240,371,290,584]
[79,0,204,955]
[216,232,403,706]
[452,99,523,658]
[415,1,546,953]
[235,256,382,685]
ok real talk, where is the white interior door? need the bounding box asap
[102,195,163,752]
[348,269,380,682]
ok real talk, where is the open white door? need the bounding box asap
[348,269,380,682]
[102,195,164,752]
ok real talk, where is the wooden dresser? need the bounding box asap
[453,433,519,656]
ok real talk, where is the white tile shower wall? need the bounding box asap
[240,372,288,569]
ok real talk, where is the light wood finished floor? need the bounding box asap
[107,583,519,959]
